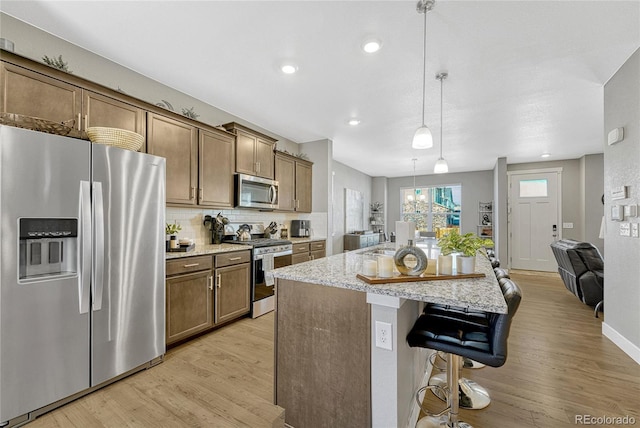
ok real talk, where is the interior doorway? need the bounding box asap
[508,169,562,272]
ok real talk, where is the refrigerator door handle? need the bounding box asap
[79,180,91,314]
[93,181,105,311]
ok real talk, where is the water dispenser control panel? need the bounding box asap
[18,218,78,282]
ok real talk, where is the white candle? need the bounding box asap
[362,260,377,276]
[378,255,394,278]
[438,255,453,275]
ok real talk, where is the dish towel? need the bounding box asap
[263,254,275,286]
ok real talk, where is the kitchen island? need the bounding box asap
[270,245,507,428]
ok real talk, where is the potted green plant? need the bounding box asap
[437,230,493,274]
[165,221,182,250]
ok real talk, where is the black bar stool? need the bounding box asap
[407,279,522,428]
[493,267,510,281]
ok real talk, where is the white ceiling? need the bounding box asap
[2,1,639,177]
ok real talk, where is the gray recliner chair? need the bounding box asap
[550,239,604,317]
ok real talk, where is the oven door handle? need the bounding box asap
[255,249,292,260]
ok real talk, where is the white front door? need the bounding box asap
[508,170,561,271]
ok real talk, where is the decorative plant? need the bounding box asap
[156,100,175,111]
[42,55,72,73]
[165,221,182,236]
[181,107,200,120]
[438,230,493,257]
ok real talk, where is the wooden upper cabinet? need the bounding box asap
[275,152,296,211]
[274,151,313,213]
[295,160,313,213]
[1,62,81,126]
[199,128,235,208]
[147,112,198,205]
[222,122,276,179]
[83,90,145,149]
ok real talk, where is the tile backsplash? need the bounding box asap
[166,207,328,245]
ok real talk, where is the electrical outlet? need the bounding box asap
[375,321,393,351]
[632,223,639,238]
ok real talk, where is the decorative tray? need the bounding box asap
[356,272,485,284]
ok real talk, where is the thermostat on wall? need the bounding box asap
[608,127,624,145]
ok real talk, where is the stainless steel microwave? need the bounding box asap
[235,174,279,210]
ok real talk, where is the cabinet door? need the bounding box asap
[215,263,250,324]
[1,62,81,126]
[255,137,275,179]
[310,240,326,260]
[166,270,214,345]
[295,161,313,213]
[199,129,234,207]
[83,90,145,150]
[235,129,257,175]
[147,112,198,205]
[275,153,295,211]
[291,253,311,265]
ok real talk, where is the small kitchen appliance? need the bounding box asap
[290,219,311,237]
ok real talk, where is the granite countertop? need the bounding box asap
[165,243,252,260]
[270,244,508,314]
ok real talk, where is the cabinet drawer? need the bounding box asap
[293,243,310,254]
[215,250,251,268]
[166,255,213,276]
[310,241,325,251]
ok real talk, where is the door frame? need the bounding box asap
[507,167,563,270]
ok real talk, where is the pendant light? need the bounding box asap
[412,0,435,150]
[434,72,449,173]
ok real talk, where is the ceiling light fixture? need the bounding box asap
[541,152,551,158]
[412,0,435,150]
[348,118,361,126]
[281,64,298,74]
[362,38,382,53]
[434,71,449,174]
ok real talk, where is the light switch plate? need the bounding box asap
[562,222,574,229]
[620,222,631,237]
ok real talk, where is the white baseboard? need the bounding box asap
[602,322,640,364]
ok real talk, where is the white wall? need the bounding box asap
[332,161,373,254]
[603,48,640,363]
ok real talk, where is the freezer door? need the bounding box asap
[91,144,166,385]
[0,126,91,422]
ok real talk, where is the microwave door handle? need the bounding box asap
[270,185,277,204]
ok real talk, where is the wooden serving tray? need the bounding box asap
[356,272,485,284]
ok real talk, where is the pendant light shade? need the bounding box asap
[413,0,435,150]
[434,71,449,174]
[412,126,433,149]
[434,157,449,173]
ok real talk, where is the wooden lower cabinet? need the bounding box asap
[215,262,251,324]
[291,240,326,264]
[166,251,251,346]
[166,269,214,345]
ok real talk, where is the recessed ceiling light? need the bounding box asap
[281,64,298,74]
[362,38,382,53]
[348,119,361,126]
[541,152,551,158]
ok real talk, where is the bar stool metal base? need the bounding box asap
[428,373,491,410]
[416,415,473,428]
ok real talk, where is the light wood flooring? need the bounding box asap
[419,271,640,428]
[25,314,283,428]
[24,271,640,428]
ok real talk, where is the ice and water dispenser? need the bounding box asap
[18,218,78,281]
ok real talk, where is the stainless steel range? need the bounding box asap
[224,224,292,318]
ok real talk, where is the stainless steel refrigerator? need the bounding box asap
[0,125,166,425]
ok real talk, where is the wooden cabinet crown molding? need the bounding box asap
[222,121,277,143]
[274,149,313,166]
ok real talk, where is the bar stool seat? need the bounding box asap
[408,279,522,428]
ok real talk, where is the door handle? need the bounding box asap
[208,275,214,291]
[78,181,91,314]
[183,263,200,268]
[92,181,105,311]
[199,188,203,202]
[228,257,242,261]
[217,273,222,288]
